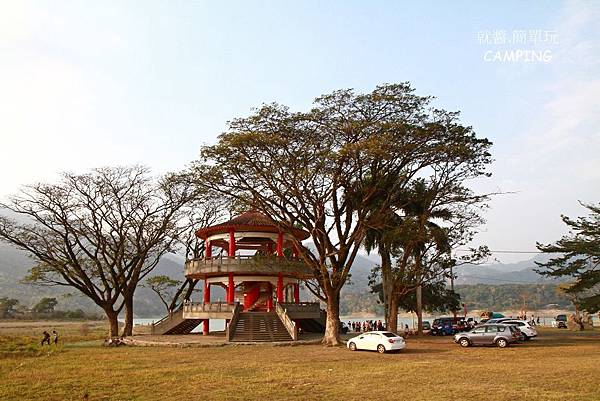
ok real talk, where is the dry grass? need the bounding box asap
[0,324,599,401]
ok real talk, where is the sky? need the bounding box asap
[1,1,599,263]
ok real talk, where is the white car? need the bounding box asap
[501,320,538,340]
[347,331,406,353]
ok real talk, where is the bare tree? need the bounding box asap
[0,166,197,337]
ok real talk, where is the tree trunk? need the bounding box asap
[106,309,120,338]
[415,250,423,336]
[323,291,340,346]
[169,278,198,311]
[450,264,457,318]
[122,293,134,337]
[379,244,394,330]
[416,283,423,336]
[388,295,398,334]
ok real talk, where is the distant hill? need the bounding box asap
[454,254,567,286]
[0,244,187,317]
[0,243,568,317]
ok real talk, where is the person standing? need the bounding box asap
[41,331,51,346]
[52,330,59,345]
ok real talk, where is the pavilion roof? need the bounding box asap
[195,210,310,240]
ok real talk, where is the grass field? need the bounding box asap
[0,322,599,401]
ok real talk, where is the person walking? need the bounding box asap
[41,331,51,346]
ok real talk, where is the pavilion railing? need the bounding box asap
[278,302,320,315]
[182,301,237,314]
[276,302,298,341]
[226,302,243,342]
[184,254,313,277]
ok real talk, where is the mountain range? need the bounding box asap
[0,244,564,317]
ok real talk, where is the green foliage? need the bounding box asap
[0,297,19,318]
[455,284,572,311]
[536,202,600,313]
[399,282,461,314]
[370,280,460,314]
[339,292,384,316]
[32,297,58,314]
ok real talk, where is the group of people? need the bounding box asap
[517,314,541,326]
[41,330,59,346]
[348,320,385,332]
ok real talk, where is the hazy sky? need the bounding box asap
[1,1,598,263]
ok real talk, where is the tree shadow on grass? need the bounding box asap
[521,336,600,348]
[397,347,448,355]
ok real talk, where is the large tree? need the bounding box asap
[0,166,197,337]
[536,202,600,313]
[198,83,492,345]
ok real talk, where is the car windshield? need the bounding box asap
[382,332,397,338]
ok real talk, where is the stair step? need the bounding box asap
[229,311,292,342]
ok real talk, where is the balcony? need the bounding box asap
[182,301,238,319]
[278,302,321,319]
[184,254,314,279]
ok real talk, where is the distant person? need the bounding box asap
[537,316,540,325]
[52,330,59,345]
[41,331,51,346]
[404,324,409,337]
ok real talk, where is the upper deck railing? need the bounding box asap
[184,254,313,278]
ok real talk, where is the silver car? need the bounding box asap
[454,324,520,348]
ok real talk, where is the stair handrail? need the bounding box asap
[226,302,242,342]
[152,304,183,327]
[275,303,298,341]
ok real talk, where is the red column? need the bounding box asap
[205,240,212,259]
[203,280,210,335]
[228,228,236,257]
[277,273,283,303]
[227,272,234,304]
[294,283,300,304]
[276,232,283,257]
[203,280,210,303]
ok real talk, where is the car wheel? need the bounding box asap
[523,335,530,341]
[348,342,357,351]
[496,338,508,348]
[459,338,470,348]
[377,344,386,354]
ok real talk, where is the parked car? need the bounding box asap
[501,320,538,340]
[347,331,406,354]
[484,318,510,324]
[422,321,431,331]
[431,317,468,336]
[552,314,568,329]
[454,324,520,348]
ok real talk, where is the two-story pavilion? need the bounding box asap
[151,210,323,342]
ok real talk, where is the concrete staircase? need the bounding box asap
[297,309,326,333]
[151,308,204,335]
[229,311,292,342]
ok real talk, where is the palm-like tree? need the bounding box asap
[399,179,452,335]
[363,178,452,334]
